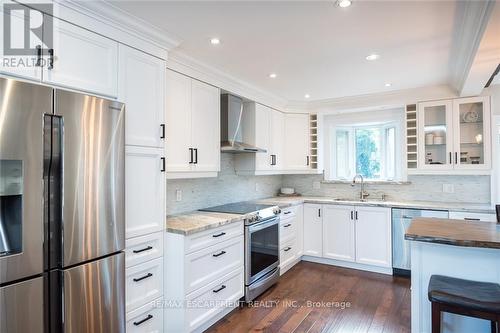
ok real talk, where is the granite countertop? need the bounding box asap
[254,196,495,214]
[166,211,249,235]
[405,217,500,249]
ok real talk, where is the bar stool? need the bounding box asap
[428,275,500,333]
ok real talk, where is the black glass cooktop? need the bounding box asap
[199,202,275,214]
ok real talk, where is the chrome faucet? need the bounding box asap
[351,174,369,201]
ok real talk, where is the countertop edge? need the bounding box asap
[405,234,500,250]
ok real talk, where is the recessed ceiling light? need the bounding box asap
[366,54,380,61]
[210,38,220,45]
[269,73,277,79]
[336,0,352,8]
[304,94,311,99]
[385,83,392,87]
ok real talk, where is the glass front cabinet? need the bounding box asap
[417,96,491,172]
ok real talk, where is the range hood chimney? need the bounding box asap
[220,94,266,153]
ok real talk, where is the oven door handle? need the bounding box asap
[248,217,279,233]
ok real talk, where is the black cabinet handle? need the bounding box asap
[189,148,194,164]
[133,314,153,326]
[318,208,321,218]
[213,285,226,293]
[350,211,354,220]
[194,148,198,164]
[355,211,358,220]
[307,156,310,166]
[160,124,165,139]
[455,152,458,165]
[47,49,54,70]
[160,157,165,172]
[270,154,274,165]
[464,218,480,221]
[133,246,153,254]
[212,232,226,238]
[283,223,292,228]
[449,152,452,165]
[212,250,226,257]
[133,273,153,282]
[284,247,292,252]
[283,211,292,215]
[35,45,42,67]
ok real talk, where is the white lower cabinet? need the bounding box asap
[322,205,356,262]
[448,211,497,222]
[278,205,303,275]
[303,204,323,257]
[126,297,164,333]
[125,232,164,269]
[126,257,164,313]
[165,221,244,332]
[303,204,392,271]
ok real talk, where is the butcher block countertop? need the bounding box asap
[405,217,500,249]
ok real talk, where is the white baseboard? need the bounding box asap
[301,256,393,275]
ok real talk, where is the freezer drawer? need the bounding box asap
[0,276,44,333]
[62,252,125,333]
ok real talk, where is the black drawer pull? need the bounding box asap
[283,211,292,215]
[212,232,226,238]
[133,314,153,326]
[133,273,153,282]
[213,285,226,293]
[133,246,153,254]
[160,124,165,139]
[284,247,292,252]
[283,223,292,228]
[464,218,480,221]
[212,251,226,257]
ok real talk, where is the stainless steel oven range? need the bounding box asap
[200,202,281,302]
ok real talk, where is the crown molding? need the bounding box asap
[52,0,181,53]
[167,50,288,111]
[449,0,495,94]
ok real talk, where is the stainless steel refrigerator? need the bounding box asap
[0,77,125,332]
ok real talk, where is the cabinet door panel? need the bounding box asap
[191,80,220,172]
[417,100,453,170]
[43,17,118,97]
[0,2,42,81]
[284,114,309,170]
[303,204,322,257]
[453,96,491,170]
[125,146,165,239]
[270,109,285,169]
[119,45,165,148]
[322,205,356,262]
[165,69,192,172]
[255,104,272,171]
[355,206,391,267]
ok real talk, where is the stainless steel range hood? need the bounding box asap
[220,94,266,153]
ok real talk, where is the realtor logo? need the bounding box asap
[3,3,53,56]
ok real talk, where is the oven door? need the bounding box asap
[245,217,280,285]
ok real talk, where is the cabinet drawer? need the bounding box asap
[449,211,497,222]
[126,297,163,333]
[280,237,296,269]
[126,232,163,268]
[280,217,296,243]
[185,222,243,254]
[185,235,243,294]
[126,258,163,312]
[281,205,298,219]
[186,268,244,332]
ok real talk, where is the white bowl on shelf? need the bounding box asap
[280,187,295,195]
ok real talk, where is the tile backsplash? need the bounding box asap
[166,154,283,215]
[167,155,491,215]
[282,174,491,204]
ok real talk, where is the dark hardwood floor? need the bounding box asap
[206,261,411,333]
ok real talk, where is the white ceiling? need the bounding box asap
[109,0,458,102]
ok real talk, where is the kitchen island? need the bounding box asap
[406,218,500,333]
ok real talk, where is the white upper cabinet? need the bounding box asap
[303,204,323,257]
[269,109,285,169]
[417,96,491,173]
[284,113,310,170]
[354,206,392,268]
[322,205,356,262]
[452,96,491,170]
[165,69,220,178]
[119,45,165,148]
[190,79,220,173]
[254,104,272,171]
[0,2,42,80]
[44,17,118,97]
